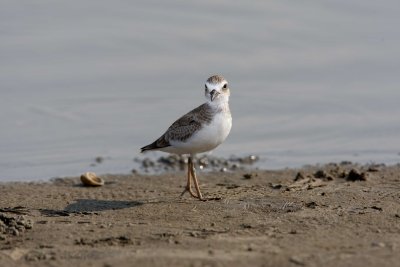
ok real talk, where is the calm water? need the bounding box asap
[1,1,400,181]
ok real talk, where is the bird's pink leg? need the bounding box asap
[180,157,198,198]
[190,157,204,201]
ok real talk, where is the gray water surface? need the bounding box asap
[1,1,400,181]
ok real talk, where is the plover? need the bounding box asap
[141,75,232,200]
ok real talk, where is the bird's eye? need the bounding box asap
[205,84,208,92]
[222,84,228,89]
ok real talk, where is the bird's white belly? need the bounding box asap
[167,112,232,155]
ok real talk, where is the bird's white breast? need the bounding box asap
[169,110,232,155]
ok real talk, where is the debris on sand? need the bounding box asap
[134,154,259,173]
[243,173,258,180]
[313,170,334,180]
[0,212,33,239]
[288,164,373,191]
[269,183,283,189]
[0,206,30,215]
[305,201,318,209]
[346,169,368,181]
[288,175,327,191]
[74,236,133,247]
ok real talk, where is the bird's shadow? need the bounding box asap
[40,199,143,216]
[65,199,143,212]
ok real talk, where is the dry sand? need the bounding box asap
[1,163,399,267]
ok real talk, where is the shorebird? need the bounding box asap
[140,75,232,200]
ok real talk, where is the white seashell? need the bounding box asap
[80,172,104,186]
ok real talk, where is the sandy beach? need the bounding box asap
[2,1,399,266]
[1,162,399,267]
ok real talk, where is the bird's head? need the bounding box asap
[204,75,230,104]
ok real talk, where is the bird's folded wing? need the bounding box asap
[165,113,202,142]
[164,103,213,142]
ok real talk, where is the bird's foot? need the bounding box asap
[180,186,199,199]
[180,189,221,201]
[198,196,222,202]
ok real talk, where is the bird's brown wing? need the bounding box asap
[140,103,213,152]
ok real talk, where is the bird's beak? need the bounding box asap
[210,89,219,101]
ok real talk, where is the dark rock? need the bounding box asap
[243,173,255,179]
[294,172,306,181]
[314,170,333,180]
[305,201,318,209]
[240,224,252,229]
[95,156,104,164]
[346,169,367,181]
[371,206,383,211]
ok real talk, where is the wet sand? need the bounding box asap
[1,162,399,267]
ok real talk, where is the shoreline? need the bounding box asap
[1,162,399,266]
[3,150,400,182]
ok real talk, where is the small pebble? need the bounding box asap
[305,201,318,209]
[270,183,282,189]
[371,241,385,248]
[289,256,305,266]
[95,156,104,164]
[243,173,253,179]
[294,172,306,181]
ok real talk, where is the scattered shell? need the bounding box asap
[80,172,104,187]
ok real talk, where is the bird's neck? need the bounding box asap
[208,99,230,113]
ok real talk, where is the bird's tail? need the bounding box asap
[140,144,154,153]
[140,135,170,153]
